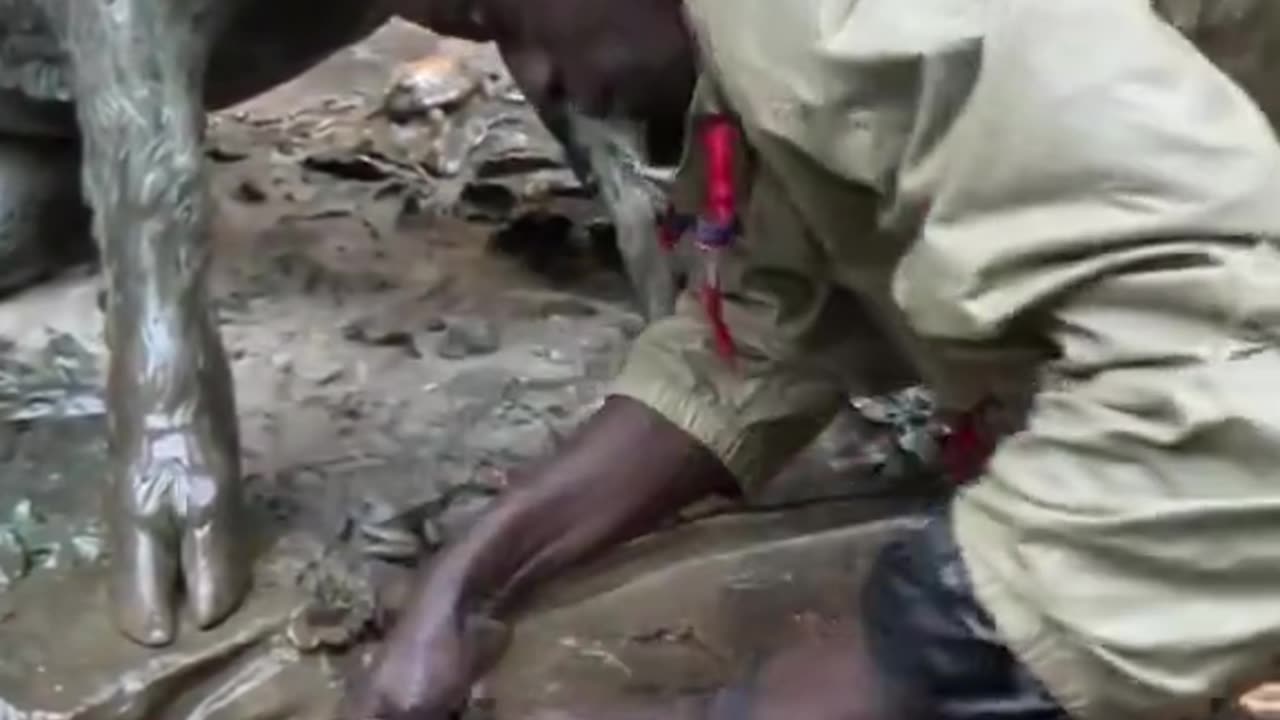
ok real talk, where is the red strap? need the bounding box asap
[700,282,737,364]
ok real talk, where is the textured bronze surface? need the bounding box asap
[4,0,400,647]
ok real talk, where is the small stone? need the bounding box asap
[436,318,500,360]
[10,499,40,527]
[69,533,105,564]
[342,317,419,356]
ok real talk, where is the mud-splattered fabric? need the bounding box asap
[611,1,1280,718]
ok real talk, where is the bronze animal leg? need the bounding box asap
[49,0,248,646]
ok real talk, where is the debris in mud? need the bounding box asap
[341,316,420,356]
[436,316,501,359]
[232,178,269,203]
[471,126,585,199]
[382,52,483,124]
[355,478,503,567]
[339,285,457,356]
[288,550,378,654]
[1,500,105,572]
[849,386,944,477]
[357,494,443,563]
[427,114,525,179]
[0,528,27,589]
[0,332,102,421]
[0,497,105,596]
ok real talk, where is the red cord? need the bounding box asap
[696,115,741,365]
[940,408,995,485]
[701,280,737,364]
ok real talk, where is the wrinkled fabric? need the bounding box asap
[610,1,1280,718]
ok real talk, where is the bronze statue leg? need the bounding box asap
[50,0,247,646]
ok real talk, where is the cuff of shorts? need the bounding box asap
[609,363,772,493]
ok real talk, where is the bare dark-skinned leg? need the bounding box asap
[349,396,736,719]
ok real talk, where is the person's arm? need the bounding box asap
[400,394,737,640]
[347,119,907,720]
[352,311,904,720]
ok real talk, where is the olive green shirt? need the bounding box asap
[611,1,1280,717]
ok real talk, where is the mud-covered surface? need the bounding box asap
[0,20,950,720]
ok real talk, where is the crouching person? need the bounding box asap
[351,0,1280,718]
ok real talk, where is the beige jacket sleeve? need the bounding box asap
[610,112,914,494]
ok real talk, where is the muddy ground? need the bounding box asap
[0,20,955,720]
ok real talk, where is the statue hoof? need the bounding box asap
[109,414,247,645]
[110,521,179,647]
[182,512,250,630]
